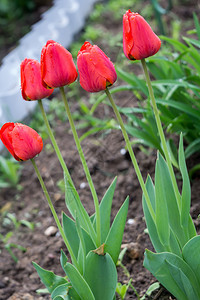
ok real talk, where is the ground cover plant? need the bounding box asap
[0,0,199,297]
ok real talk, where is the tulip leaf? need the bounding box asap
[143,176,181,256]
[93,177,117,242]
[64,177,97,245]
[63,262,95,300]
[75,214,86,275]
[60,249,68,274]
[84,251,117,300]
[155,153,170,247]
[142,175,165,252]
[165,259,199,300]
[32,262,68,294]
[144,250,200,300]
[62,213,79,258]
[178,134,191,227]
[62,213,95,262]
[182,235,200,285]
[104,197,129,264]
[51,283,71,300]
[116,67,149,96]
[155,153,187,248]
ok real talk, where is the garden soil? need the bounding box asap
[0,1,200,299]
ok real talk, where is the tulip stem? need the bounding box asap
[141,58,181,208]
[60,86,101,247]
[38,99,74,188]
[105,87,156,223]
[30,158,79,270]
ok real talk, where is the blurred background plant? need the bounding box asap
[0,210,35,262]
[0,0,52,63]
[0,155,22,189]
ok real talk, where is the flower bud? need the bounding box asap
[0,123,43,161]
[41,40,78,88]
[77,41,117,93]
[123,10,161,60]
[20,59,54,100]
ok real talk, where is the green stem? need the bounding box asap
[31,158,79,269]
[38,99,74,187]
[141,58,181,208]
[60,87,101,247]
[105,88,156,223]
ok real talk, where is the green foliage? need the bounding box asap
[0,156,21,188]
[34,177,128,299]
[144,248,200,300]
[0,211,34,262]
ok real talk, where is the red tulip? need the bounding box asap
[0,123,43,161]
[123,10,161,60]
[20,58,54,100]
[41,40,78,88]
[77,41,117,93]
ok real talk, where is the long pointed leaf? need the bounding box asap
[104,197,129,264]
[32,262,67,294]
[63,263,95,300]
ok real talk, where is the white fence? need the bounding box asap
[0,0,98,127]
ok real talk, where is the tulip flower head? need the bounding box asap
[41,40,78,88]
[77,41,117,93]
[0,123,43,161]
[123,10,161,60]
[20,59,54,100]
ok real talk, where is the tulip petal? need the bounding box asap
[20,59,54,101]
[77,42,117,93]
[41,40,78,88]
[123,10,161,60]
[11,124,43,161]
[0,123,19,160]
[78,52,107,92]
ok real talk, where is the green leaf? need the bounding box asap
[60,249,68,275]
[141,282,160,300]
[32,262,68,294]
[193,12,200,41]
[182,235,200,285]
[76,214,86,275]
[142,176,165,252]
[116,67,149,96]
[178,135,191,228]
[167,138,179,169]
[93,177,117,242]
[84,251,117,300]
[62,213,95,261]
[185,138,200,159]
[144,250,200,300]
[64,177,97,245]
[62,213,79,258]
[143,176,181,256]
[63,263,95,300]
[51,283,71,300]
[52,283,81,300]
[155,154,170,247]
[104,197,129,264]
[165,259,199,300]
[155,153,187,248]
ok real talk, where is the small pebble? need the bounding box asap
[80,182,86,189]
[120,148,126,155]
[127,218,136,225]
[44,226,57,236]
